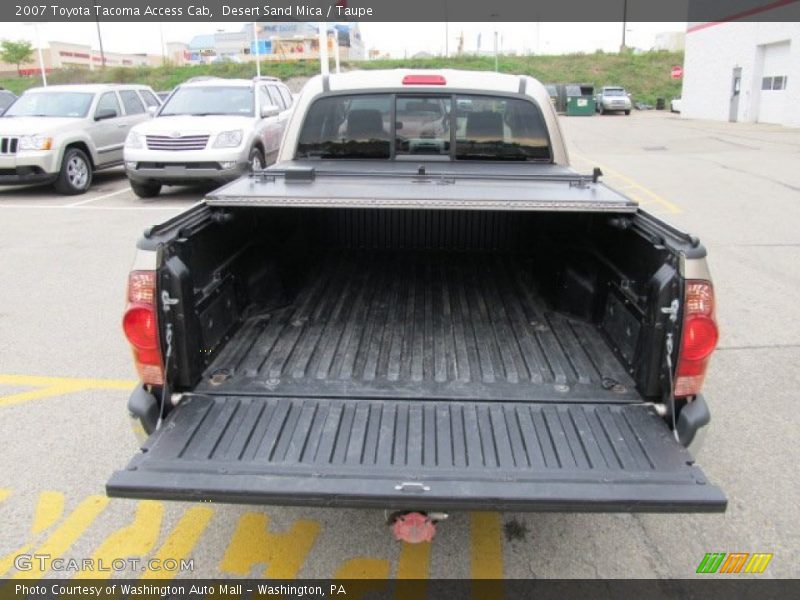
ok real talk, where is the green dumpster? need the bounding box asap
[565,84,595,116]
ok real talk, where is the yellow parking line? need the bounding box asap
[395,542,430,599]
[220,512,320,579]
[470,512,504,599]
[141,506,213,580]
[32,491,66,535]
[75,500,164,580]
[470,512,503,578]
[11,495,109,579]
[334,558,391,598]
[0,374,135,408]
[0,491,66,576]
[572,152,682,214]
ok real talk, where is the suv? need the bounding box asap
[595,86,632,115]
[0,84,160,194]
[123,77,292,198]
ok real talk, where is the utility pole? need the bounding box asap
[621,0,628,51]
[95,14,105,68]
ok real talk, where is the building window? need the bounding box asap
[762,76,787,91]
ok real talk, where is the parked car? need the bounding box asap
[671,96,683,113]
[595,86,632,115]
[0,84,159,194]
[123,76,293,198]
[109,70,725,540]
[0,90,17,115]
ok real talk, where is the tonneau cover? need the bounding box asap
[205,161,638,213]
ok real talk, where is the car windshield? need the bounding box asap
[297,93,551,162]
[604,89,627,96]
[159,86,254,116]
[4,92,94,118]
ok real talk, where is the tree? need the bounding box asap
[0,40,35,76]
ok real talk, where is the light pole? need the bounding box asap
[333,32,340,73]
[318,23,329,76]
[25,22,48,86]
[621,0,628,51]
[494,31,498,72]
[252,22,261,77]
[95,14,106,68]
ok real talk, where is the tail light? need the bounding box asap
[122,271,164,385]
[674,281,718,397]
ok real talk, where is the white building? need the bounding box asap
[682,22,799,127]
[654,31,685,52]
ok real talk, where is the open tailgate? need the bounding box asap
[108,395,726,512]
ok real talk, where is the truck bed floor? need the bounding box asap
[197,252,637,402]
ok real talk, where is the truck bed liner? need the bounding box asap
[198,252,637,402]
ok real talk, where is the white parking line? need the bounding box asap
[0,204,191,211]
[64,187,133,207]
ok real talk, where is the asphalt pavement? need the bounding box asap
[0,111,797,580]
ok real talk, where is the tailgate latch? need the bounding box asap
[661,298,680,323]
[394,482,430,493]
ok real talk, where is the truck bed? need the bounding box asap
[197,251,637,403]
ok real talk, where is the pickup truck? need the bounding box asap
[108,70,726,539]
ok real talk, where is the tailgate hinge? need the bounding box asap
[161,291,179,312]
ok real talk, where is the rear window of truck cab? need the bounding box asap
[296,93,551,162]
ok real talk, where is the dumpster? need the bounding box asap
[545,83,567,113]
[566,84,595,116]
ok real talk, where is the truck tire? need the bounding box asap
[54,147,93,195]
[249,147,265,172]
[131,181,162,198]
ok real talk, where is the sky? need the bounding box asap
[0,22,686,57]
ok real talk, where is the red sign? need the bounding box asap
[671,65,684,80]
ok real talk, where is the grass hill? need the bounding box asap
[0,51,683,105]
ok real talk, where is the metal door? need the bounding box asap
[729,67,742,122]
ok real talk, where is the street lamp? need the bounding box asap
[621,0,628,51]
[95,13,106,68]
[23,22,47,86]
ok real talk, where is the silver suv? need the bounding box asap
[123,76,292,198]
[0,84,159,194]
[595,86,632,115]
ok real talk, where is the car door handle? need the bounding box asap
[117,124,127,128]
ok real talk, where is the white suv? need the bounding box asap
[123,77,292,198]
[0,84,159,194]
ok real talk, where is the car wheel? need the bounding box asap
[625,110,631,115]
[249,147,265,172]
[54,148,92,195]
[130,181,162,198]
